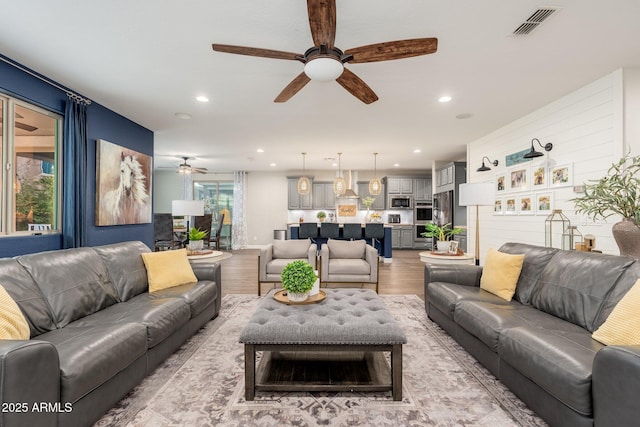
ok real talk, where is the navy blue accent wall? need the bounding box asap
[0,56,154,256]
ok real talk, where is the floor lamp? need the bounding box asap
[458,182,494,265]
[172,200,204,247]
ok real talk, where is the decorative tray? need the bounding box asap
[430,249,465,256]
[273,289,327,305]
[187,249,213,256]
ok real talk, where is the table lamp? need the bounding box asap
[171,200,205,245]
[458,182,494,265]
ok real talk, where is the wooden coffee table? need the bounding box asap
[239,289,407,401]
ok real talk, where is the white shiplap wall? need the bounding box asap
[467,70,627,261]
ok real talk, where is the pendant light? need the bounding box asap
[333,152,346,196]
[297,152,311,195]
[369,152,382,195]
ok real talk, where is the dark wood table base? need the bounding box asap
[244,343,402,401]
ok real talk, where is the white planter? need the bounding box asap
[188,240,204,251]
[309,271,320,296]
[436,240,451,252]
[287,291,309,302]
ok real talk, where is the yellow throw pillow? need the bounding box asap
[141,249,198,292]
[0,284,30,340]
[480,248,525,301]
[593,279,640,345]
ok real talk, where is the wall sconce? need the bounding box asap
[523,138,553,159]
[477,156,499,172]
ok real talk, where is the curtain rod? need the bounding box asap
[0,55,91,105]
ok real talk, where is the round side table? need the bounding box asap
[419,251,475,265]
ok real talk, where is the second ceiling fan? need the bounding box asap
[212,0,438,104]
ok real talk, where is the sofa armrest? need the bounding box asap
[190,262,222,312]
[593,345,640,426]
[0,340,60,426]
[365,244,379,283]
[424,264,483,289]
[307,244,317,269]
[320,244,329,281]
[258,244,274,281]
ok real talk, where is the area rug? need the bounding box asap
[95,294,547,427]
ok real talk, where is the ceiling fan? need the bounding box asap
[212,0,437,104]
[177,157,208,174]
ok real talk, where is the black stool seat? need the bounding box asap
[299,222,319,239]
[320,222,339,239]
[343,223,363,240]
[365,223,385,240]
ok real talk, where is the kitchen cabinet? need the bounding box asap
[435,162,465,194]
[287,177,313,210]
[357,182,385,210]
[413,178,432,201]
[386,177,413,195]
[312,182,336,210]
[391,226,414,249]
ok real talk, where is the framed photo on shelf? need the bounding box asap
[531,162,547,189]
[505,197,517,215]
[549,163,573,188]
[518,194,534,215]
[449,241,459,254]
[535,192,553,215]
[493,198,504,215]
[496,173,507,193]
[508,165,529,192]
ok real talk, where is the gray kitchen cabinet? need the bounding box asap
[312,182,335,210]
[391,228,400,248]
[386,177,413,195]
[400,227,414,248]
[287,177,313,210]
[414,178,432,201]
[357,182,385,210]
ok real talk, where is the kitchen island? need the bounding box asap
[289,224,393,262]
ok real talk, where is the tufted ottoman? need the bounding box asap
[239,288,407,400]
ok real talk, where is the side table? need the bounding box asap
[419,251,475,265]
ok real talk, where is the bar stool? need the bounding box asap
[298,222,319,243]
[343,223,363,240]
[365,223,385,252]
[320,222,339,239]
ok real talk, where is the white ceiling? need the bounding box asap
[1,1,639,173]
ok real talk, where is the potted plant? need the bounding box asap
[188,227,208,251]
[421,222,464,252]
[316,211,327,222]
[281,260,318,302]
[571,153,640,259]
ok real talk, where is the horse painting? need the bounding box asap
[96,140,152,226]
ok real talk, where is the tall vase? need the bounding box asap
[612,218,640,260]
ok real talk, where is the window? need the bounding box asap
[193,180,233,247]
[1,95,62,235]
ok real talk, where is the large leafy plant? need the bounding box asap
[420,222,464,241]
[281,260,317,294]
[571,153,640,224]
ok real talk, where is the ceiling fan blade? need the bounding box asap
[307,0,336,49]
[16,122,38,132]
[212,44,303,61]
[274,72,311,103]
[336,68,379,104]
[192,167,208,174]
[345,38,438,63]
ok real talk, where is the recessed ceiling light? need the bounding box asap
[256,148,264,153]
[196,96,209,103]
[438,96,452,103]
[174,112,192,119]
[270,162,277,167]
[413,149,421,153]
[456,113,473,119]
[394,163,400,167]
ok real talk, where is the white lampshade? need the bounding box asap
[304,58,344,82]
[171,200,204,216]
[458,182,494,206]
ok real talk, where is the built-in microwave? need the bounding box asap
[388,196,412,209]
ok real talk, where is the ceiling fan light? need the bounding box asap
[178,164,192,174]
[304,57,344,82]
[369,177,382,196]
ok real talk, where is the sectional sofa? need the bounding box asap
[424,242,640,427]
[0,241,222,427]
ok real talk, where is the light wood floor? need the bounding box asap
[220,248,426,299]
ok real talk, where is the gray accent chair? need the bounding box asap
[0,241,222,427]
[258,239,317,296]
[320,239,379,293]
[424,242,640,427]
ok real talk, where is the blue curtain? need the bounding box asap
[62,97,88,248]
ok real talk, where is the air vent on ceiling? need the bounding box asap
[513,7,558,35]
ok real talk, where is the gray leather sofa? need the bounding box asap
[0,241,222,427]
[424,242,640,427]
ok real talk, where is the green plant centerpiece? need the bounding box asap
[188,227,208,251]
[316,211,327,222]
[281,260,318,302]
[421,222,464,252]
[571,153,640,258]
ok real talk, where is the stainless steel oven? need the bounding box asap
[413,223,433,249]
[414,201,433,223]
